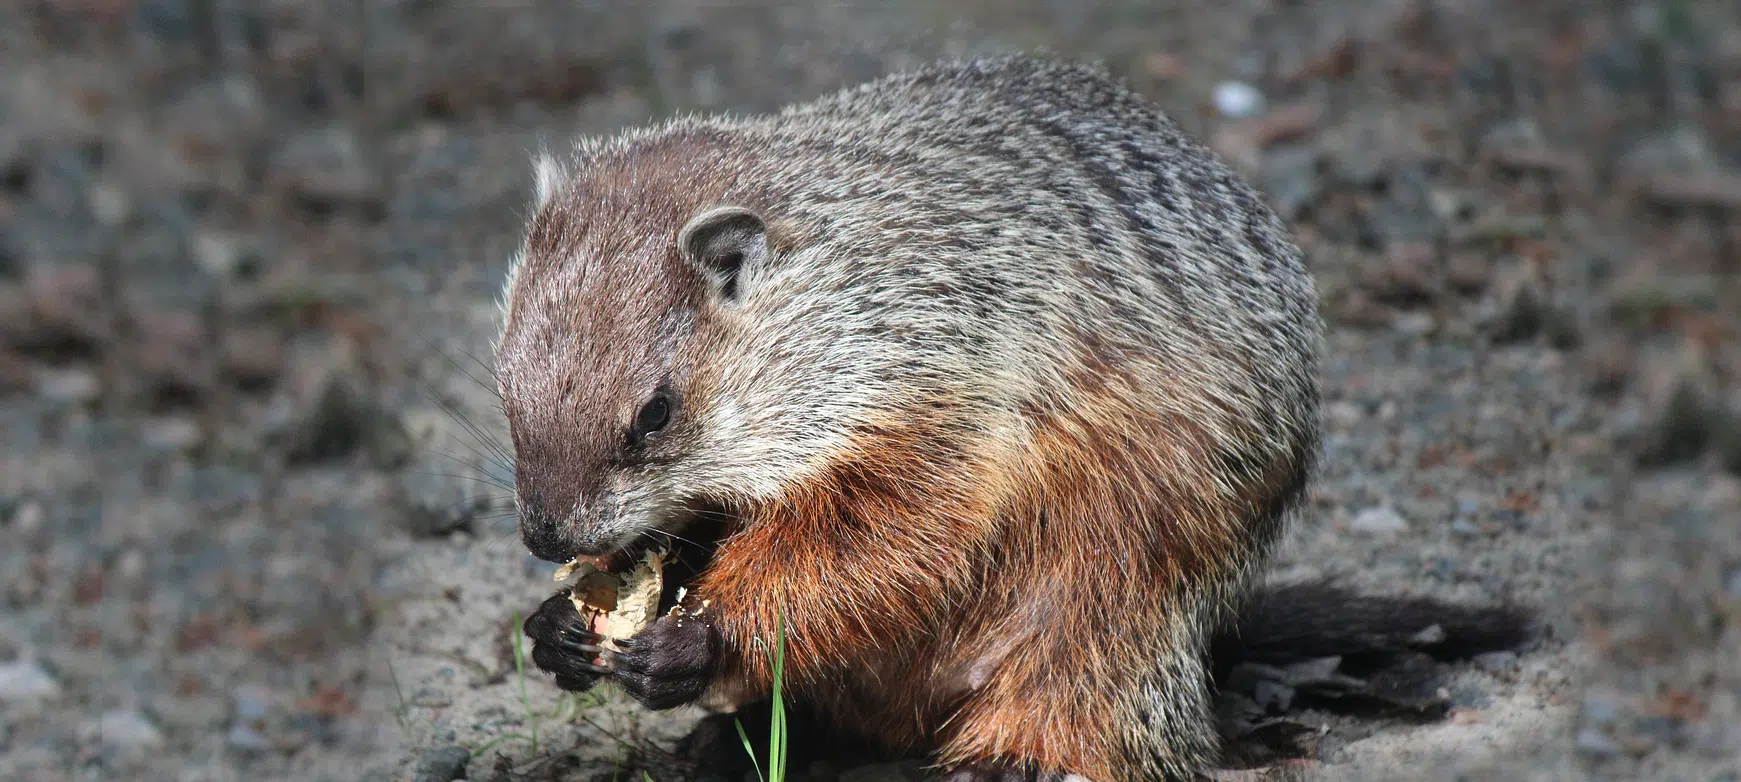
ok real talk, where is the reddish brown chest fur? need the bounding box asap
[690,373,1303,779]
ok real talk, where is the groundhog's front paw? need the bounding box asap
[940,760,1069,782]
[522,590,612,692]
[610,611,718,710]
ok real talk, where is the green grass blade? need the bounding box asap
[769,609,787,782]
[512,610,538,754]
[733,717,767,782]
[385,658,410,734]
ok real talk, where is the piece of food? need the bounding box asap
[555,548,666,655]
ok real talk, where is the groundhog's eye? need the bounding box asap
[630,393,670,441]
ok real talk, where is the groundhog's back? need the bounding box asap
[595,55,1320,507]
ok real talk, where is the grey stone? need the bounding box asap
[1580,689,1625,726]
[1350,505,1408,534]
[1474,651,1519,674]
[1631,715,1681,748]
[85,709,166,751]
[1212,81,1264,119]
[0,660,61,704]
[415,745,471,782]
[155,694,227,731]
[1619,125,1716,175]
[1253,679,1294,711]
[226,724,273,752]
[1574,726,1624,757]
[272,125,384,210]
[410,687,453,708]
[35,367,100,405]
[233,685,272,721]
[1408,623,1447,645]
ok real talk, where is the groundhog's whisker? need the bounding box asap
[425,449,514,492]
[426,393,515,475]
[408,468,515,493]
[412,332,503,398]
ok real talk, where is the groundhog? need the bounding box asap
[497,55,1528,781]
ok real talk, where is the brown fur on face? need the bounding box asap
[497,141,737,561]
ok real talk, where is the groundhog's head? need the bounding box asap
[492,151,798,564]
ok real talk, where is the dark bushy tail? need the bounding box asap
[1204,581,1538,770]
[1210,579,1535,678]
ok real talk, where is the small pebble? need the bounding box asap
[1409,624,1448,645]
[142,416,202,452]
[1631,715,1681,747]
[1393,311,1437,336]
[89,181,132,227]
[1253,679,1294,711]
[226,724,273,752]
[414,745,471,782]
[1725,567,1741,600]
[1581,689,1625,726]
[409,687,452,708]
[1473,651,1518,674]
[193,232,252,279]
[1326,401,1364,428]
[117,548,146,581]
[1574,726,1624,757]
[155,694,227,731]
[1213,81,1265,119]
[0,660,62,704]
[272,124,384,210]
[233,685,272,721]
[35,367,101,404]
[1350,505,1409,535]
[11,500,45,534]
[86,709,166,751]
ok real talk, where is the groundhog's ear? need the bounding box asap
[531,151,564,212]
[677,206,767,303]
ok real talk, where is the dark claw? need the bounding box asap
[555,630,610,659]
[607,612,718,710]
[522,590,611,692]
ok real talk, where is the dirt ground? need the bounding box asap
[1,1,1737,781]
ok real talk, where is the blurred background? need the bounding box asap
[0,1,1736,781]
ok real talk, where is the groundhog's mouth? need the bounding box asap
[563,502,730,619]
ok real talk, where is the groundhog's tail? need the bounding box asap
[1204,582,1536,768]
[1209,579,1535,678]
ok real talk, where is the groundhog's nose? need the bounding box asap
[519,494,624,563]
[518,499,580,564]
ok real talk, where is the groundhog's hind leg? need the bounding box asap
[932,583,1222,782]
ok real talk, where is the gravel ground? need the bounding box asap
[1,1,1737,781]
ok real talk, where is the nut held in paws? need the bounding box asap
[554,548,666,654]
